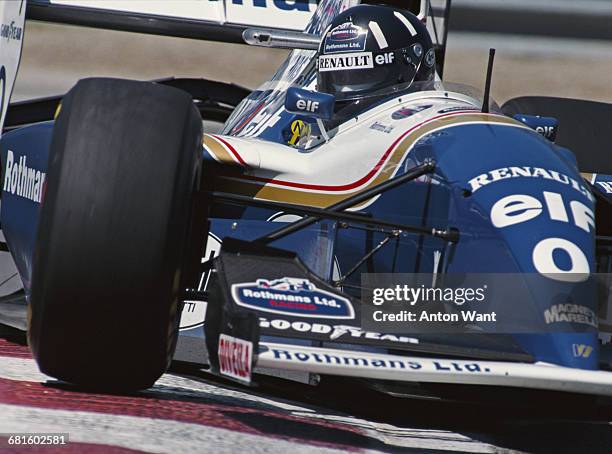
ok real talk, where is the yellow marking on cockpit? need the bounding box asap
[288,119,310,146]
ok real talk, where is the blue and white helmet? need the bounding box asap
[317,5,435,101]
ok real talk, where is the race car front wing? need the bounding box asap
[202,237,612,398]
[257,341,612,397]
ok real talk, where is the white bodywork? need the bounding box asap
[205,89,526,209]
[50,0,320,31]
[259,342,612,397]
[48,0,430,32]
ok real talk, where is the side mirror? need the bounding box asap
[285,87,335,121]
[513,114,558,142]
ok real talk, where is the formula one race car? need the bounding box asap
[1,0,612,401]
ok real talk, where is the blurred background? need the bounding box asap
[12,0,612,105]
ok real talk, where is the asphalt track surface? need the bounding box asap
[1,326,611,453]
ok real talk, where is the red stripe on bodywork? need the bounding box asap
[212,135,248,166]
[216,112,499,192]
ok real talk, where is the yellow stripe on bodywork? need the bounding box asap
[204,134,236,165]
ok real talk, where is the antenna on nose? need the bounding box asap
[482,48,496,113]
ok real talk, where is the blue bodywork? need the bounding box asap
[285,87,335,120]
[0,115,603,370]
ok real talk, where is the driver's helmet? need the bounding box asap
[317,5,435,102]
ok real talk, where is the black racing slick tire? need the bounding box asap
[28,78,205,391]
